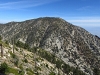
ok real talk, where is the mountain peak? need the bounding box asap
[0,17,100,75]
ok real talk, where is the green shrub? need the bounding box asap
[19,64,23,70]
[14,58,19,67]
[15,40,30,50]
[93,68,100,75]
[46,64,48,68]
[19,70,24,75]
[0,62,8,73]
[5,40,9,45]
[15,40,24,48]
[10,52,19,67]
[27,71,33,75]
[0,35,2,40]
[24,58,28,63]
[10,52,16,58]
[15,47,18,51]
[26,68,34,74]
[49,72,55,75]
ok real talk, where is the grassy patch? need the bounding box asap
[7,67,19,75]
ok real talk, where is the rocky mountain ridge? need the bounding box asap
[0,17,100,75]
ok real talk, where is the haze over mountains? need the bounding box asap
[83,27,100,37]
[0,17,100,75]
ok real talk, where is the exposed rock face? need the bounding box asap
[0,17,100,75]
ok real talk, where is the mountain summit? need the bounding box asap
[0,17,100,75]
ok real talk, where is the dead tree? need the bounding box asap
[12,32,14,53]
[0,44,3,57]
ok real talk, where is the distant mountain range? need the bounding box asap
[0,17,100,75]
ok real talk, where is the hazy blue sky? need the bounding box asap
[0,0,100,36]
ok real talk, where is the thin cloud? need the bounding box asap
[63,17,100,27]
[62,16,100,20]
[77,6,92,11]
[68,20,100,22]
[63,16,100,21]
[68,19,100,27]
[0,0,60,9]
[74,23,100,27]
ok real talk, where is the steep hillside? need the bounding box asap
[0,40,65,75]
[0,17,100,75]
[0,39,86,75]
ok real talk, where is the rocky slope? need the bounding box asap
[0,40,65,75]
[0,17,100,75]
